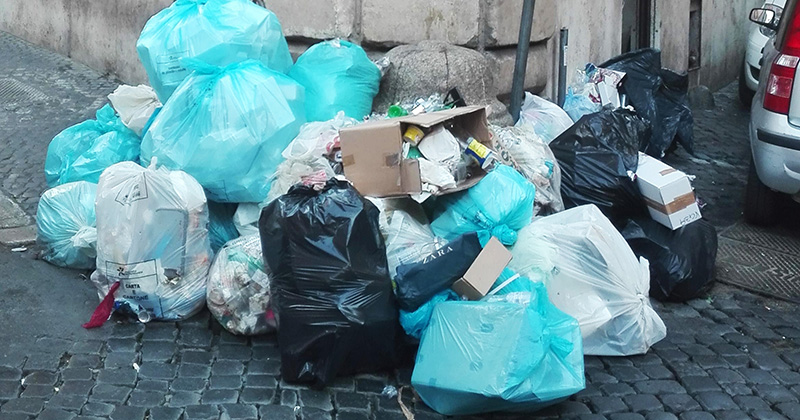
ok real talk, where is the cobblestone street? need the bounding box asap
[3,30,800,420]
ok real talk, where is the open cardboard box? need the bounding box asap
[339,106,491,198]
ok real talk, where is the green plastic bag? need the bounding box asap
[141,59,306,203]
[412,282,585,416]
[45,105,140,188]
[137,0,293,102]
[289,39,380,121]
[36,181,98,269]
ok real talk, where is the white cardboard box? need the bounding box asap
[636,152,702,230]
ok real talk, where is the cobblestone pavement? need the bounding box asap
[3,30,800,420]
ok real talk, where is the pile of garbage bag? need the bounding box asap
[136,0,292,102]
[207,235,274,335]
[36,181,98,270]
[141,59,306,203]
[45,104,140,187]
[32,2,731,414]
[91,161,212,321]
[259,180,398,388]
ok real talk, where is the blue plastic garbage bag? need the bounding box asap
[45,105,141,188]
[36,181,98,270]
[412,283,585,416]
[431,164,536,246]
[136,0,293,102]
[141,59,306,203]
[398,290,458,340]
[289,39,380,122]
[208,201,240,253]
[563,87,602,122]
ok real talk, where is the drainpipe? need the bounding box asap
[510,0,536,124]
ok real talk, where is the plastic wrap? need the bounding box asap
[491,124,564,216]
[259,180,397,388]
[516,93,574,143]
[394,232,482,312]
[45,105,140,187]
[550,108,649,224]
[136,0,292,102]
[600,49,694,156]
[107,85,162,136]
[36,181,98,270]
[207,235,275,335]
[92,161,212,321]
[412,284,585,416]
[289,39,381,121]
[141,60,306,203]
[208,201,240,253]
[431,164,536,246]
[267,113,358,202]
[621,217,717,302]
[509,205,667,356]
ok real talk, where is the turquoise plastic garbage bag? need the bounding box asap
[45,105,140,188]
[136,0,293,102]
[141,59,306,203]
[431,164,536,246]
[412,283,585,416]
[289,39,380,121]
[36,181,98,270]
[563,87,602,122]
[398,290,457,340]
[208,201,240,253]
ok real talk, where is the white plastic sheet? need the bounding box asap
[92,161,212,321]
[207,235,275,335]
[107,85,161,136]
[509,205,666,356]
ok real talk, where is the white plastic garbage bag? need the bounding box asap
[491,124,564,216]
[207,235,275,335]
[107,85,161,136]
[516,93,574,143]
[234,203,261,237]
[92,160,212,321]
[509,205,666,356]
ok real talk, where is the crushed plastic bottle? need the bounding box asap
[381,385,399,399]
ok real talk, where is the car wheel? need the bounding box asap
[744,158,779,226]
[739,61,756,107]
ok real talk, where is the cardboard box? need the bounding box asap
[451,236,513,300]
[636,152,702,230]
[339,106,491,198]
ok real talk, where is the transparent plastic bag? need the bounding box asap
[289,39,381,121]
[267,112,358,202]
[36,181,98,269]
[107,85,162,136]
[207,234,275,335]
[233,203,262,237]
[141,60,306,203]
[509,205,667,356]
[491,124,563,216]
[412,284,585,416]
[516,93,574,143]
[136,0,292,102]
[431,164,536,246]
[92,161,212,321]
[45,105,140,187]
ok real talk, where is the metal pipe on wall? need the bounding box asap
[557,27,569,107]
[509,0,536,124]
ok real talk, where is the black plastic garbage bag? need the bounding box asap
[621,217,717,302]
[550,108,650,224]
[600,48,694,157]
[395,232,482,312]
[259,180,398,388]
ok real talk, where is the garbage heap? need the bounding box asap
[35,0,717,416]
